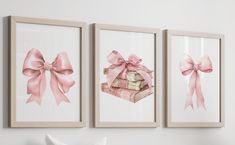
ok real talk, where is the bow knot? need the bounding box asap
[44,62,53,71]
[127,54,142,65]
[180,55,213,110]
[22,48,75,105]
[193,63,199,71]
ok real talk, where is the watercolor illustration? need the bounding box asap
[22,48,75,106]
[101,50,153,103]
[180,55,213,110]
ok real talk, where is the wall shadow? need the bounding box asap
[88,24,94,128]
[2,16,9,128]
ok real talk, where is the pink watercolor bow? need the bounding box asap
[180,55,213,110]
[22,48,75,105]
[106,50,152,88]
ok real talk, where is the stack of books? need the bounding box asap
[101,67,153,103]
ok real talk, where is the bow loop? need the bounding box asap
[52,52,73,75]
[180,55,194,76]
[22,48,45,77]
[107,50,125,65]
[198,55,213,73]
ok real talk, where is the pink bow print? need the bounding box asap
[180,55,213,110]
[22,48,75,105]
[106,50,152,88]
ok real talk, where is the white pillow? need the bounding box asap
[45,134,107,145]
[45,134,67,145]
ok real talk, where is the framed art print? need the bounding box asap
[166,30,224,127]
[10,16,86,127]
[94,24,160,127]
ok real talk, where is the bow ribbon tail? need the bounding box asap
[136,69,152,88]
[185,71,206,110]
[195,72,206,110]
[26,71,46,105]
[50,72,70,105]
[106,63,126,87]
[50,71,75,105]
[185,71,196,109]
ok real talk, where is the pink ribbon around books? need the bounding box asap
[106,50,152,88]
[22,48,75,105]
[180,55,213,110]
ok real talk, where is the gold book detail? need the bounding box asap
[104,68,153,81]
[112,78,147,91]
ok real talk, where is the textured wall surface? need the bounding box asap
[0,0,234,145]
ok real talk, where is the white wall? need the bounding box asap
[0,0,234,145]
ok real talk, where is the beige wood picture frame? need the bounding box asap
[166,30,224,128]
[9,16,86,127]
[94,23,161,128]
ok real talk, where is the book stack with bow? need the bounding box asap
[101,50,153,103]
